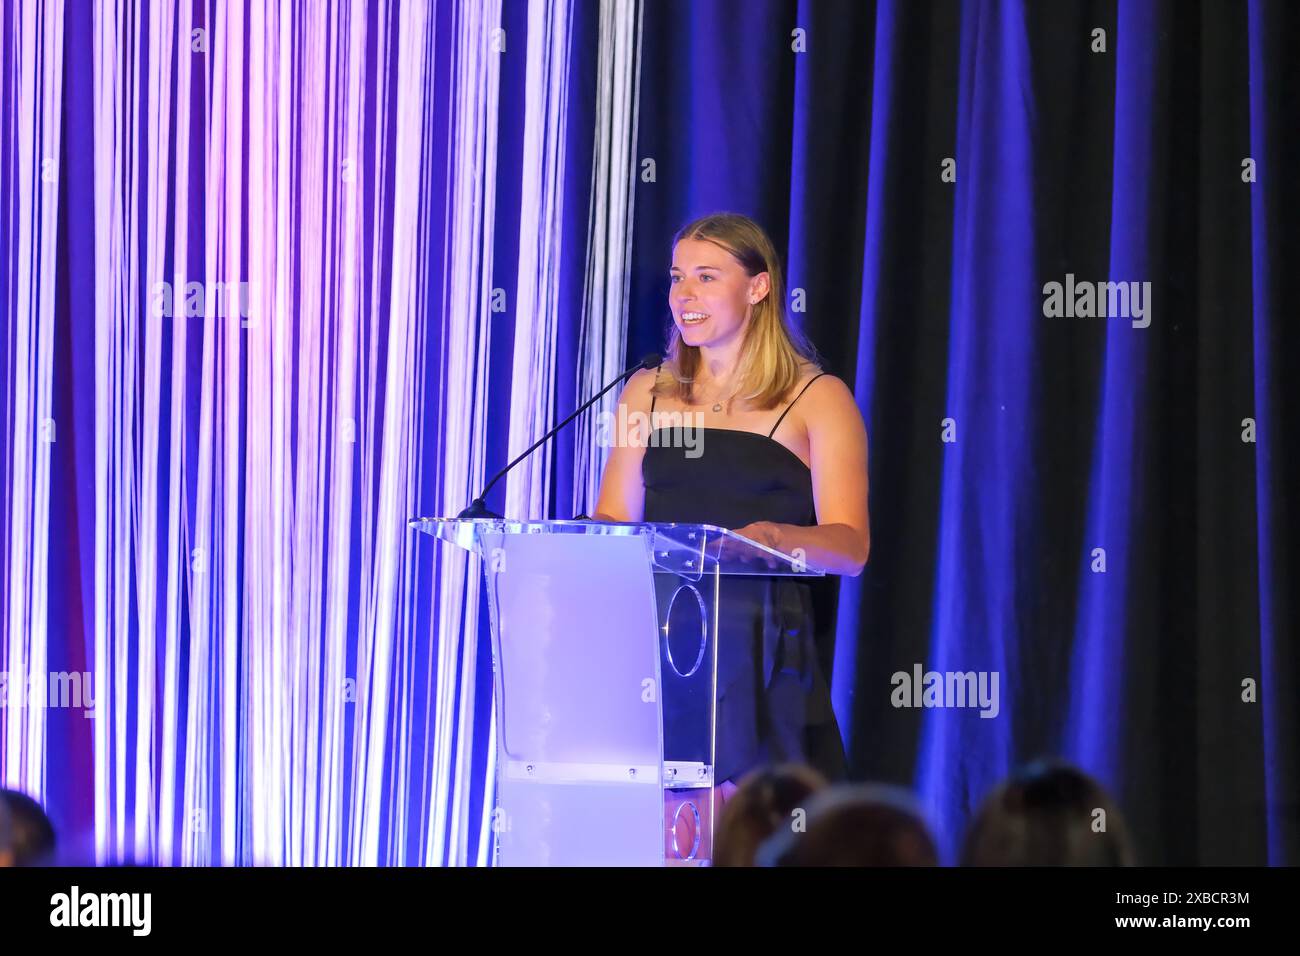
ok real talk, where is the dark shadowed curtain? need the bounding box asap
[625,0,1298,866]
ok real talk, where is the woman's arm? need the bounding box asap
[591,368,656,522]
[737,375,870,576]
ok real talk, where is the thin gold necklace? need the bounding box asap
[694,381,731,413]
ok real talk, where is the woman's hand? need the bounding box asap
[733,521,785,553]
[730,521,788,569]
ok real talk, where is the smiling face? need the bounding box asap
[669,237,770,352]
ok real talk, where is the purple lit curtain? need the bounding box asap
[627,0,1298,865]
[2,0,637,866]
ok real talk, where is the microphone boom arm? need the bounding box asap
[455,354,661,520]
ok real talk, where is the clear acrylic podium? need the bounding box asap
[409,517,823,866]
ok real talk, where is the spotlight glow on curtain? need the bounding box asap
[1,0,640,867]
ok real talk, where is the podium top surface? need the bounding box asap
[408,517,824,577]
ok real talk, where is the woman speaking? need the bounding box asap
[593,212,871,797]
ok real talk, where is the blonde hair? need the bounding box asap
[653,212,820,410]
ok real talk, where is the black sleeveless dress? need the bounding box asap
[642,375,848,785]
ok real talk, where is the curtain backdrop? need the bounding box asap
[628,0,1299,867]
[1,0,1295,866]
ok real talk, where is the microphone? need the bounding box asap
[456,353,663,520]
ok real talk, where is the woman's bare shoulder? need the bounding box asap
[798,371,860,418]
[621,366,661,409]
[632,365,665,391]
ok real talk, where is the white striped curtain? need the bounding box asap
[0,0,642,867]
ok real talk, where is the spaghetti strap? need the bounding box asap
[768,372,827,438]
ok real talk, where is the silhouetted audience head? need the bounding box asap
[0,788,57,866]
[713,764,828,867]
[961,759,1136,866]
[755,783,939,866]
